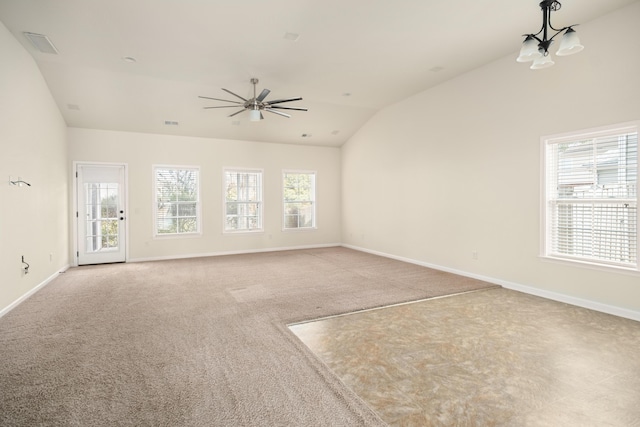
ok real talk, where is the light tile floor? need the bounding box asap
[289,288,640,426]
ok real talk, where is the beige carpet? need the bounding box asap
[0,247,497,426]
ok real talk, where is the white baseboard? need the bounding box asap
[498,281,640,322]
[342,244,640,323]
[0,264,70,319]
[128,243,342,263]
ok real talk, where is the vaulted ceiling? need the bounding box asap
[1,0,636,146]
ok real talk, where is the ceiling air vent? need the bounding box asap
[23,32,59,54]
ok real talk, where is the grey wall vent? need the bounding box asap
[23,32,59,54]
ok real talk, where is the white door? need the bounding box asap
[77,164,126,265]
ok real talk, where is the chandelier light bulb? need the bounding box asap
[530,52,555,70]
[556,28,584,56]
[517,35,543,62]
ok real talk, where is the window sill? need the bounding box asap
[153,232,202,240]
[223,229,265,235]
[282,227,318,232]
[540,255,639,276]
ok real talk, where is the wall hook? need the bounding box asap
[22,256,30,274]
[10,176,31,187]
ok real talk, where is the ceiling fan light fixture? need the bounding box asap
[249,109,261,122]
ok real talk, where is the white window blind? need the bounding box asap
[283,171,316,230]
[154,166,200,235]
[544,125,638,269]
[224,169,263,232]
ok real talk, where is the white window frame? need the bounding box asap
[282,170,317,231]
[153,165,201,238]
[223,168,264,234]
[541,122,639,273]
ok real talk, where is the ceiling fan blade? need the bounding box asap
[264,108,291,118]
[228,109,247,117]
[222,88,248,102]
[199,96,243,104]
[269,106,308,111]
[265,97,302,105]
[204,105,245,109]
[256,88,271,102]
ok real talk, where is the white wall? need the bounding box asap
[342,3,640,315]
[0,22,69,314]
[68,128,341,262]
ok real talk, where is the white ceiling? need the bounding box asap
[1,0,636,147]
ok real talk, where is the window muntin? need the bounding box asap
[224,169,263,232]
[543,124,638,270]
[154,166,200,236]
[85,182,119,250]
[283,171,316,230]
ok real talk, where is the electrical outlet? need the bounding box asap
[472,251,478,260]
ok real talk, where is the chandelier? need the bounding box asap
[517,0,584,70]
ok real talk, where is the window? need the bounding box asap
[543,123,638,270]
[224,169,263,232]
[283,171,316,230]
[154,166,200,236]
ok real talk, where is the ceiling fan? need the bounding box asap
[199,78,307,122]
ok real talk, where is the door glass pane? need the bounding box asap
[84,183,119,253]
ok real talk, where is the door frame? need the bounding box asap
[72,161,129,267]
